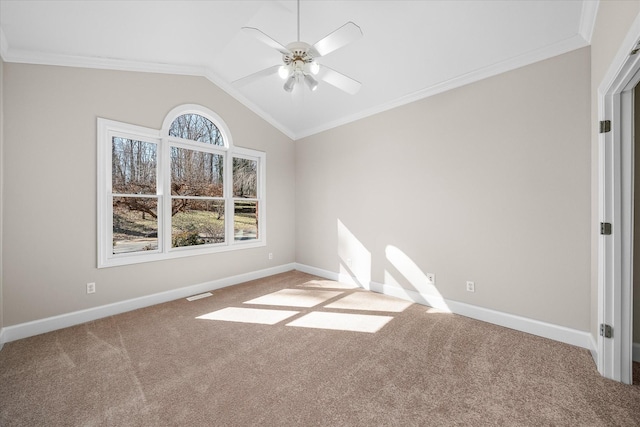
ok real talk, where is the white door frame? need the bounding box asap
[598,14,640,384]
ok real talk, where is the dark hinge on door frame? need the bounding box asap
[600,323,613,338]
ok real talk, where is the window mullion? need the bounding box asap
[225,151,233,244]
[167,138,227,155]
[162,137,172,254]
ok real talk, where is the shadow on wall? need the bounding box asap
[337,219,450,312]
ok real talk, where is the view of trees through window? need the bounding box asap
[111,114,260,254]
[170,144,225,248]
[233,158,258,241]
[112,138,158,254]
[169,113,224,145]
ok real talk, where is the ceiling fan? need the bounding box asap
[234,0,363,95]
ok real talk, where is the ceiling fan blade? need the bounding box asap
[310,22,363,58]
[241,27,291,55]
[316,65,361,95]
[232,65,281,87]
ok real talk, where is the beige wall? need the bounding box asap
[590,1,640,339]
[3,1,639,344]
[296,47,591,330]
[2,63,295,326]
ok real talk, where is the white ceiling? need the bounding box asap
[0,0,597,140]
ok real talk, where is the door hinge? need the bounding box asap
[599,120,611,133]
[600,323,613,338]
[600,222,612,235]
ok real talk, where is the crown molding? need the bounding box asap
[1,27,589,142]
[579,0,600,44]
[295,34,589,140]
[1,47,205,76]
[0,44,297,141]
[201,68,297,140]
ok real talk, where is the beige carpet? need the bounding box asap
[1,270,639,426]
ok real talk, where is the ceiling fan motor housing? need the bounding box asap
[283,41,314,66]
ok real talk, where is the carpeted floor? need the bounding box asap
[1,270,640,426]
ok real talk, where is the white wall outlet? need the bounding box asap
[346,258,353,268]
[268,252,273,260]
[426,273,435,284]
[466,281,475,292]
[87,282,96,294]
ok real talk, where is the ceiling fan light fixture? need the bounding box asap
[278,65,291,80]
[283,74,297,92]
[309,61,320,75]
[304,74,319,91]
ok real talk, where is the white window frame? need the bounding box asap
[231,149,264,243]
[98,104,266,268]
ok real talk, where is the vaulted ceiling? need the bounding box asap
[0,1,597,139]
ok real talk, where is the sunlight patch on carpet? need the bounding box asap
[286,312,393,333]
[196,307,299,325]
[325,292,412,312]
[244,289,343,308]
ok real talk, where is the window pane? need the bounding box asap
[113,197,158,254]
[171,147,223,196]
[234,201,258,241]
[112,137,157,194]
[172,199,225,247]
[169,114,224,146]
[233,158,257,198]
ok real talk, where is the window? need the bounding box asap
[98,105,265,268]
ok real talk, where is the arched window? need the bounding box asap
[169,113,225,146]
[97,105,265,268]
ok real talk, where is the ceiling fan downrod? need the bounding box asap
[282,0,318,92]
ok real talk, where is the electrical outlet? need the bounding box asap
[268,252,273,260]
[466,281,475,292]
[426,273,435,284]
[87,282,96,294]
[346,258,353,268]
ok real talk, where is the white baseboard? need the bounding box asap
[0,262,599,353]
[1,263,296,345]
[295,263,341,282]
[633,342,640,363]
[295,263,593,350]
[590,334,598,365]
